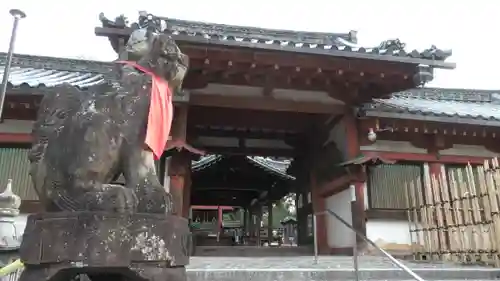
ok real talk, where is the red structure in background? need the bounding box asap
[0,13,459,254]
[191,205,234,233]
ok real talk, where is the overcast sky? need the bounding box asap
[0,0,497,89]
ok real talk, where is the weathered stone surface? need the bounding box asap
[20,212,190,267]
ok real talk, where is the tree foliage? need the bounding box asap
[262,193,296,228]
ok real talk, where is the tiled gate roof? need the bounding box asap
[98,14,454,68]
[192,155,294,180]
[363,88,500,125]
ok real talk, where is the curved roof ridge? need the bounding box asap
[246,156,295,180]
[191,155,295,180]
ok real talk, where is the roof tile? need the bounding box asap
[366,88,500,122]
[1,66,105,89]
[99,13,453,64]
[0,53,111,90]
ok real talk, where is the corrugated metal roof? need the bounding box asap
[0,66,106,89]
[0,148,38,200]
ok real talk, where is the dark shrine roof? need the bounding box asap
[97,14,454,69]
[362,88,500,126]
[192,155,295,180]
[2,53,495,126]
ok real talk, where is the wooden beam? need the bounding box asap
[186,65,377,93]
[20,200,42,213]
[362,150,491,165]
[189,127,296,140]
[0,133,32,143]
[318,173,357,197]
[190,94,346,114]
[193,145,294,157]
[188,106,315,132]
[192,187,263,192]
[184,46,416,76]
[190,198,250,207]
[191,205,235,210]
[365,209,408,220]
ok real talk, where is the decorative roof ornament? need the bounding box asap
[0,179,21,217]
[414,65,434,87]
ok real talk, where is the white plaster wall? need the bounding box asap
[325,188,354,248]
[366,219,412,245]
[366,219,425,253]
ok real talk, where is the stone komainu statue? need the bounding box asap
[16,14,190,281]
[28,22,189,214]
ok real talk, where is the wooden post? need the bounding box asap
[243,208,248,234]
[217,205,223,234]
[248,208,254,239]
[343,111,366,248]
[268,200,273,243]
[310,172,328,254]
[256,206,262,246]
[182,167,191,218]
[168,152,190,216]
[167,104,190,217]
[352,181,366,246]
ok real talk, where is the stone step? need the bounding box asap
[186,256,500,281]
[187,270,500,281]
[194,246,312,256]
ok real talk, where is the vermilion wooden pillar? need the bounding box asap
[429,162,443,177]
[310,171,328,254]
[217,206,223,234]
[344,112,366,245]
[428,136,445,177]
[168,152,190,217]
[168,105,191,217]
[182,164,192,218]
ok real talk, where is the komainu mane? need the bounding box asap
[28,24,188,214]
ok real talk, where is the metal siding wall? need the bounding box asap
[368,163,423,209]
[0,148,38,200]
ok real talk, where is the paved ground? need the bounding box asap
[187,256,496,270]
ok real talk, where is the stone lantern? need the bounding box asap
[0,179,23,251]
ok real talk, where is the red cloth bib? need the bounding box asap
[116,61,173,160]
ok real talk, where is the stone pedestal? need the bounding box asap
[18,212,190,281]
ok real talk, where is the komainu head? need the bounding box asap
[124,27,189,90]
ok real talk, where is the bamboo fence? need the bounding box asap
[405,158,500,266]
